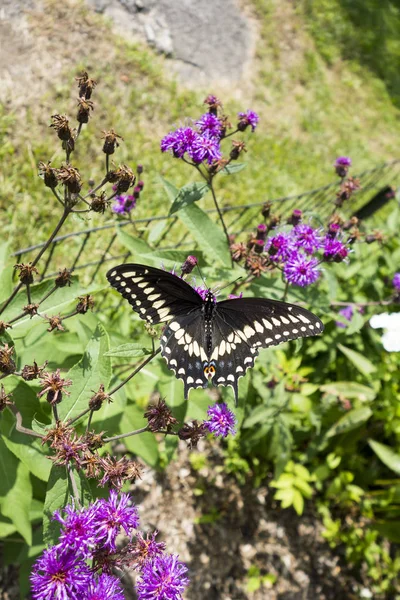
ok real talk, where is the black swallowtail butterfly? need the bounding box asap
[107,264,324,404]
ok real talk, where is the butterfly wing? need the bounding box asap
[209,298,324,403]
[160,314,209,399]
[106,263,202,324]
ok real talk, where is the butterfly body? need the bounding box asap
[106,264,324,404]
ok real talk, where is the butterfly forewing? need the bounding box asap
[208,298,324,400]
[106,264,202,324]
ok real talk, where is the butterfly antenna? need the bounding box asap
[196,263,208,287]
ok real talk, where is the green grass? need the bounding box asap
[2,0,400,256]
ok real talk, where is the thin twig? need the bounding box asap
[103,426,149,443]
[8,404,44,438]
[67,463,82,507]
[108,349,161,397]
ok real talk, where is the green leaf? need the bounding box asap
[1,461,32,545]
[325,407,373,438]
[292,489,305,515]
[373,521,400,543]
[337,344,377,377]
[58,324,111,422]
[105,343,152,358]
[117,228,153,258]
[177,203,231,266]
[159,176,179,202]
[368,439,400,475]
[0,435,19,497]
[169,182,210,214]
[219,163,247,175]
[120,407,159,467]
[320,381,376,401]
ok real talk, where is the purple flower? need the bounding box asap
[283,252,321,286]
[112,194,136,214]
[204,402,237,438]
[334,156,352,177]
[266,232,295,262]
[323,237,349,262]
[237,110,259,132]
[94,490,139,551]
[53,501,100,557]
[193,285,214,302]
[292,224,323,254]
[136,554,189,600]
[228,292,243,299]
[336,305,354,328]
[86,574,125,600]
[30,547,92,600]
[189,133,222,164]
[160,127,199,159]
[392,273,400,290]
[196,113,223,139]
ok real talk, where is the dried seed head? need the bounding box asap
[76,97,94,124]
[49,431,87,469]
[38,369,72,405]
[99,455,143,490]
[230,242,247,263]
[230,140,247,160]
[89,192,110,214]
[335,177,361,206]
[219,115,231,138]
[178,420,207,449]
[57,165,82,194]
[245,253,269,277]
[261,201,272,219]
[0,385,13,412]
[144,398,178,432]
[21,360,48,381]
[76,295,95,314]
[45,315,65,332]
[0,343,16,374]
[101,129,123,155]
[343,217,359,231]
[38,161,58,189]
[42,421,73,448]
[23,303,39,318]
[89,384,112,411]
[365,231,384,244]
[0,321,12,335]
[268,214,281,231]
[82,430,105,450]
[75,71,97,99]
[144,322,158,337]
[50,114,73,141]
[208,158,228,176]
[55,268,73,288]
[204,94,222,115]
[106,165,136,193]
[14,262,39,284]
[81,450,102,479]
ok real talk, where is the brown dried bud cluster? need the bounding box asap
[46,315,65,332]
[76,295,95,314]
[287,209,302,226]
[144,322,158,338]
[99,455,143,490]
[89,192,110,214]
[144,398,178,432]
[89,384,112,411]
[83,430,105,450]
[38,369,73,405]
[101,129,123,155]
[0,385,13,412]
[204,94,222,115]
[230,242,247,263]
[261,201,272,219]
[208,158,228,176]
[335,177,361,206]
[23,303,39,318]
[180,255,198,276]
[230,140,246,160]
[50,114,72,141]
[77,97,94,124]
[178,420,207,449]
[75,71,97,99]
[0,321,12,335]
[106,165,135,193]
[21,360,48,381]
[343,216,359,231]
[57,165,82,194]
[14,262,39,284]
[55,268,73,288]
[245,253,269,277]
[365,230,384,244]
[38,161,58,189]
[0,343,16,374]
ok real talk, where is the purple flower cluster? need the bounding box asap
[204,402,237,438]
[31,491,189,600]
[392,272,400,291]
[265,217,350,287]
[160,98,259,165]
[112,165,144,215]
[335,305,364,328]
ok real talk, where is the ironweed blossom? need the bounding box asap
[136,554,189,600]
[237,110,259,132]
[94,490,139,551]
[392,273,400,291]
[30,547,92,600]
[204,402,237,438]
[283,253,321,287]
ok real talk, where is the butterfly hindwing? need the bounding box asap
[106,263,202,324]
[160,314,209,398]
